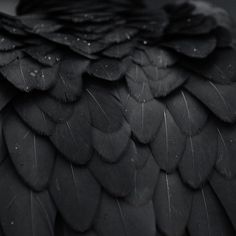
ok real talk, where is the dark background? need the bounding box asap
[0,0,236,18]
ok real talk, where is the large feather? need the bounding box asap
[166,90,208,135]
[126,153,160,206]
[0,161,56,236]
[216,124,236,178]
[185,75,236,123]
[179,121,217,188]
[50,97,92,165]
[95,193,156,236]
[4,112,55,191]
[210,171,236,230]
[188,185,235,236]
[89,144,135,197]
[50,156,101,232]
[154,172,192,236]
[151,109,186,172]
[0,56,58,92]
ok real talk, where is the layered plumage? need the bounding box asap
[0,0,235,235]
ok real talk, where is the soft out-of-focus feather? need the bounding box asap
[4,112,55,191]
[50,156,101,232]
[183,49,236,84]
[210,171,236,230]
[126,153,159,206]
[179,122,217,188]
[49,56,89,102]
[103,42,134,58]
[14,95,55,136]
[0,161,56,236]
[188,185,235,236]
[89,144,135,197]
[154,172,192,236]
[163,36,216,58]
[95,194,156,236]
[216,124,236,178]
[50,97,92,164]
[0,33,21,51]
[151,109,186,172]
[185,75,236,123]
[166,90,208,135]
[0,51,21,66]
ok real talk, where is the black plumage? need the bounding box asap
[0,0,235,235]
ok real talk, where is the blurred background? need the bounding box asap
[0,0,236,18]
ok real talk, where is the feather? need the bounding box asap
[0,114,7,164]
[103,28,137,43]
[50,156,101,232]
[14,95,55,136]
[144,47,177,68]
[126,153,160,206]
[86,85,124,132]
[0,161,56,236]
[166,90,208,135]
[3,112,55,191]
[132,49,151,66]
[154,172,192,236]
[143,66,189,97]
[183,49,236,84]
[0,33,21,51]
[126,63,153,102]
[92,122,131,163]
[25,44,61,66]
[188,185,235,236]
[89,143,135,197]
[50,97,92,165]
[216,124,236,178]
[0,56,58,92]
[210,171,236,230]
[49,55,89,102]
[95,193,156,236]
[0,79,16,111]
[0,50,21,66]
[103,42,134,58]
[151,109,186,172]
[36,94,74,123]
[123,95,164,143]
[185,75,236,123]
[88,59,125,81]
[163,36,216,58]
[179,121,217,188]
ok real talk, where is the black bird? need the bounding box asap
[0,0,235,235]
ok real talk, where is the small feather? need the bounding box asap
[103,28,137,43]
[179,121,217,188]
[151,109,186,172]
[103,42,133,58]
[95,194,156,236]
[154,172,192,236]
[4,112,55,191]
[163,36,216,58]
[188,185,235,236]
[50,156,101,232]
[88,59,125,81]
[0,33,21,51]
